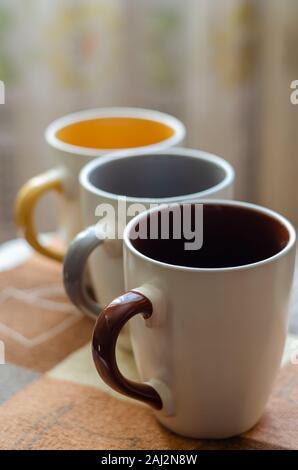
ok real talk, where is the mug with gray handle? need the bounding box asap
[63,148,235,349]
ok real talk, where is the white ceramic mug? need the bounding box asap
[63,148,234,330]
[15,108,185,262]
[90,201,296,439]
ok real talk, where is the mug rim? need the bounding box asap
[124,200,296,273]
[45,107,186,157]
[79,147,235,204]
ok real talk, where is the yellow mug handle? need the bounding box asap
[15,167,66,262]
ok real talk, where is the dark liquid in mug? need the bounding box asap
[131,204,289,269]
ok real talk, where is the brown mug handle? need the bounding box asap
[92,290,163,410]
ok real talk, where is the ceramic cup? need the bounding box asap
[89,200,295,439]
[15,107,185,261]
[63,148,234,339]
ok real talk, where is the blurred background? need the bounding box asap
[0,0,298,242]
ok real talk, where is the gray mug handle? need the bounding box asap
[63,225,104,319]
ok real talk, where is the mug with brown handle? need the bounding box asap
[78,201,295,439]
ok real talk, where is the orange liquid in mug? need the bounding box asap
[56,117,174,149]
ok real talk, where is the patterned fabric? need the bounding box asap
[0,363,39,405]
[0,254,297,449]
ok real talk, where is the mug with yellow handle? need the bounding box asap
[15,107,185,262]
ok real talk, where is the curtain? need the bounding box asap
[0,0,298,241]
